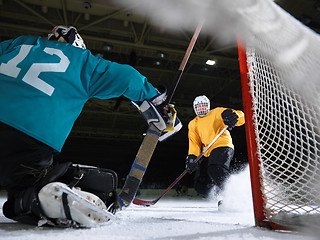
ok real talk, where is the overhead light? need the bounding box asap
[83,1,92,10]
[153,60,161,66]
[206,59,216,66]
[157,52,165,58]
[103,45,113,51]
[201,67,208,72]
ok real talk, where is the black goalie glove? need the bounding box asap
[221,109,238,130]
[185,155,199,174]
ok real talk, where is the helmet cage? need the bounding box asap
[48,25,86,50]
[193,95,210,117]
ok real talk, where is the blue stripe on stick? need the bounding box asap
[147,128,161,136]
[117,196,126,207]
[129,158,146,174]
[133,162,146,172]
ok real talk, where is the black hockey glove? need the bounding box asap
[221,109,238,130]
[185,154,199,174]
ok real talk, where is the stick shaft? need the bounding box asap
[166,23,203,104]
[133,126,229,206]
[118,24,203,208]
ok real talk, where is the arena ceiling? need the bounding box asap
[1,0,319,167]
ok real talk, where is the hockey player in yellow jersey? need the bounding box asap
[186,95,245,198]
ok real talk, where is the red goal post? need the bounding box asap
[238,40,286,229]
[238,39,320,231]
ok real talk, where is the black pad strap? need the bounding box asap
[62,193,72,220]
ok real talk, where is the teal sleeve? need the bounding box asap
[89,60,158,101]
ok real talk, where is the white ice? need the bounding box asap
[0,166,316,240]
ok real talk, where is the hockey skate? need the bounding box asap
[38,182,115,228]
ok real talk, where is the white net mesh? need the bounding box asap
[232,0,320,230]
[246,46,320,224]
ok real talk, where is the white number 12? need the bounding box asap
[0,45,70,96]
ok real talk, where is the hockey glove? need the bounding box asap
[151,85,167,106]
[151,86,181,134]
[221,109,238,130]
[131,100,167,131]
[185,154,199,174]
[150,85,175,129]
[132,85,182,135]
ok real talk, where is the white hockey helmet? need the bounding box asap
[48,25,86,50]
[193,95,210,117]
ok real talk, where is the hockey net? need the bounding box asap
[116,0,320,231]
[238,6,320,229]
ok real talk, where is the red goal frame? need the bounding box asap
[237,40,290,230]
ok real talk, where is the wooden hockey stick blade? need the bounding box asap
[132,125,229,207]
[117,124,161,208]
[118,24,203,209]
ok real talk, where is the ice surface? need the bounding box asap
[0,167,316,240]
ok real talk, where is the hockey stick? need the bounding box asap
[117,23,203,209]
[133,125,229,207]
[165,23,203,105]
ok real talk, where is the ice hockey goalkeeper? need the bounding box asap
[0,26,180,228]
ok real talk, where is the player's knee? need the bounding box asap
[207,164,230,189]
[194,176,212,198]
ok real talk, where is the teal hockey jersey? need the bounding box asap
[0,35,158,151]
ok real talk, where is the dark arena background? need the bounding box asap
[1,0,317,190]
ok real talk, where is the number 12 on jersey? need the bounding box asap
[0,44,70,96]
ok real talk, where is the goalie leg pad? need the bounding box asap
[3,163,118,228]
[61,164,118,211]
[2,162,72,226]
[38,182,114,228]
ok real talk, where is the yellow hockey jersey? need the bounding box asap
[188,107,245,157]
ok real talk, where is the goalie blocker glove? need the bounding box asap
[132,86,182,141]
[221,109,238,130]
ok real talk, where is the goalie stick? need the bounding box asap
[117,23,203,209]
[133,125,229,207]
